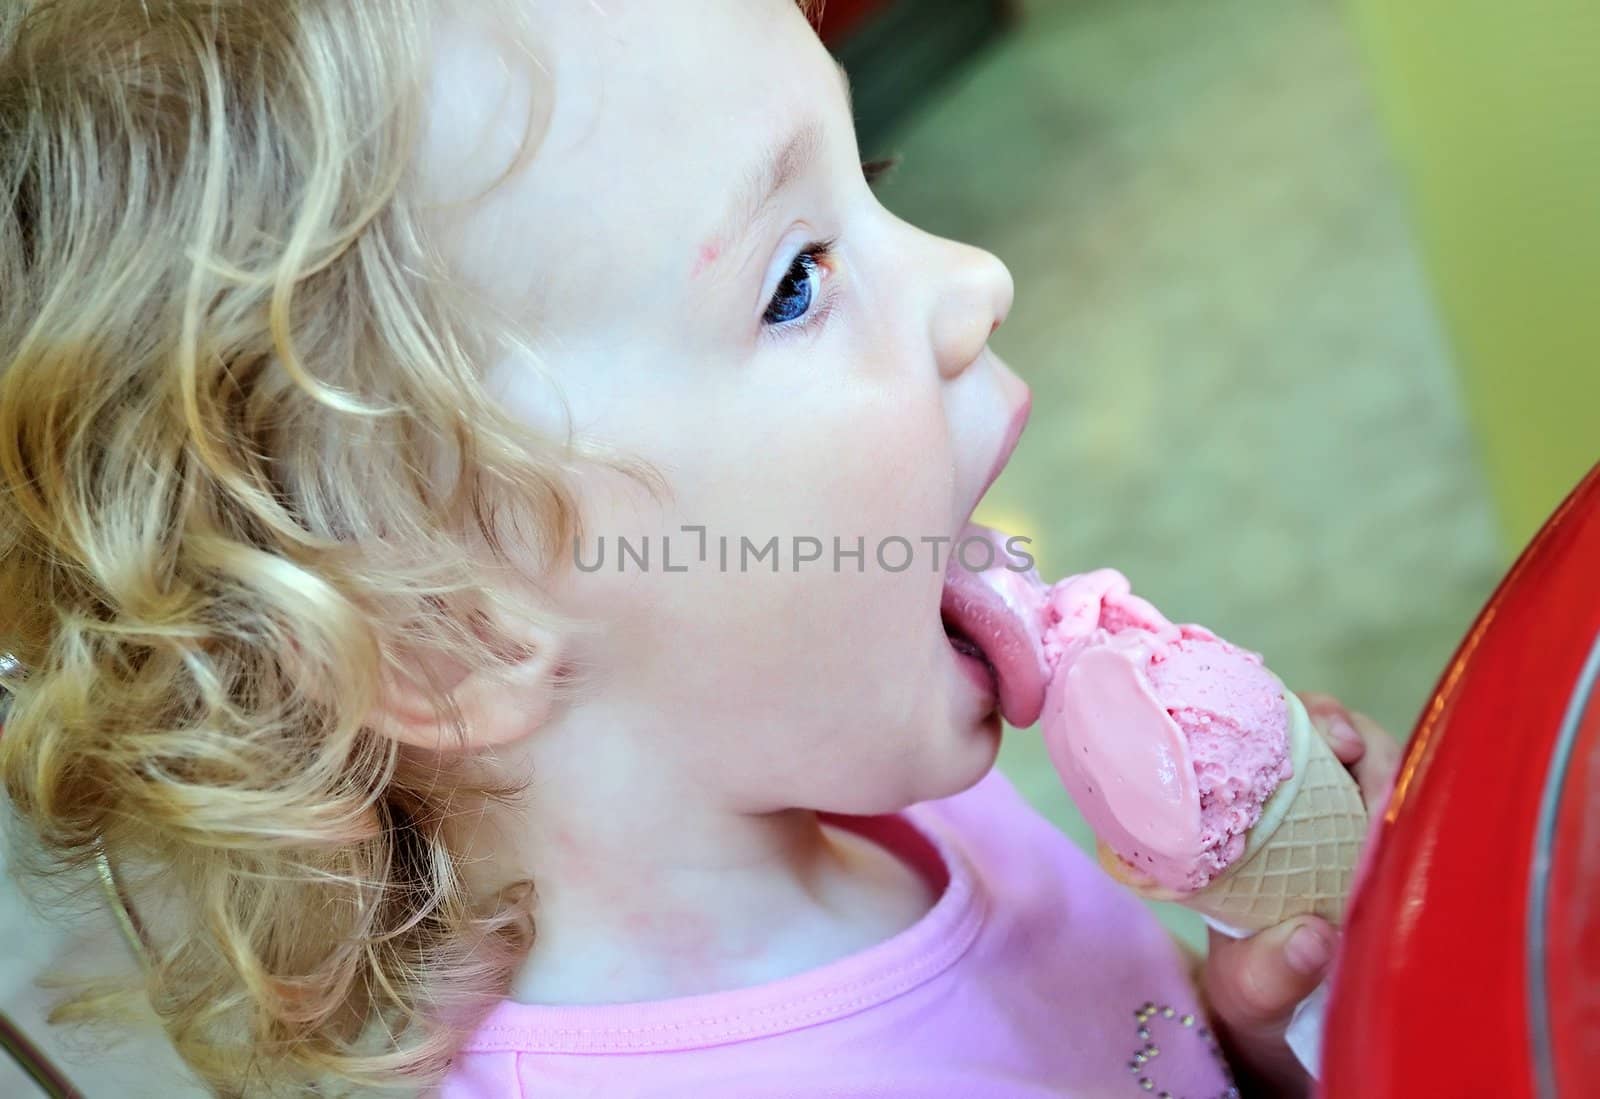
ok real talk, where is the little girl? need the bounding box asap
[0,0,1398,1095]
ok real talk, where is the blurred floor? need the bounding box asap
[869,0,1504,945]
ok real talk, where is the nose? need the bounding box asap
[929,239,1014,380]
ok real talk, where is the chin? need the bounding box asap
[828,713,1001,817]
[911,711,1004,806]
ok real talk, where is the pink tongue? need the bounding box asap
[941,524,1052,726]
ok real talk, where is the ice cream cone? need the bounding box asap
[1099,693,1368,933]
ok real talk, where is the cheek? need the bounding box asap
[776,384,957,542]
[735,394,958,712]
[545,366,959,696]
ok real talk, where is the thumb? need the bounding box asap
[1203,917,1336,1034]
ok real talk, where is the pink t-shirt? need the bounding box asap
[440,768,1237,1098]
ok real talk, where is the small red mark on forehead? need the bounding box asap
[690,240,721,279]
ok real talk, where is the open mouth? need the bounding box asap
[940,395,1044,724]
[940,524,1051,728]
[943,620,990,665]
[942,613,999,693]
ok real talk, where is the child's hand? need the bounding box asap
[1198,693,1402,1098]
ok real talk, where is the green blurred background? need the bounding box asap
[826,0,1598,948]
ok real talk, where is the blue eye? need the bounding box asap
[762,239,835,327]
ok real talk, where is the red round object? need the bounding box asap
[1321,463,1600,1097]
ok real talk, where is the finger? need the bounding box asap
[1203,917,1337,1034]
[1348,710,1404,810]
[1297,692,1365,764]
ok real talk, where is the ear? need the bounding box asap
[370,605,567,752]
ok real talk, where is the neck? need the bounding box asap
[456,711,935,1005]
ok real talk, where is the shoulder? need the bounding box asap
[917,762,1043,829]
[908,763,1173,946]
[910,763,1080,875]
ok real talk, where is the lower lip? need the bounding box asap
[951,641,999,706]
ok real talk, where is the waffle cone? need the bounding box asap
[1099,693,1368,933]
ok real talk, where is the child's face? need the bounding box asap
[426,0,1029,814]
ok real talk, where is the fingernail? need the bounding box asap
[1285,924,1334,975]
[1328,714,1362,753]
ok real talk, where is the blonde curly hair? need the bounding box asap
[0,0,634,1092]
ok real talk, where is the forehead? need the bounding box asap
[418,0,843,330]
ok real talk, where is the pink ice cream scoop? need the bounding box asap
[943,525,1294,893]
[1036,571,1292,892]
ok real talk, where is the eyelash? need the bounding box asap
[757,157,899,337]
[762,236,839,337]
[861,156,900,186]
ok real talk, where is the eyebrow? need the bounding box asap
[711,60,855,258]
